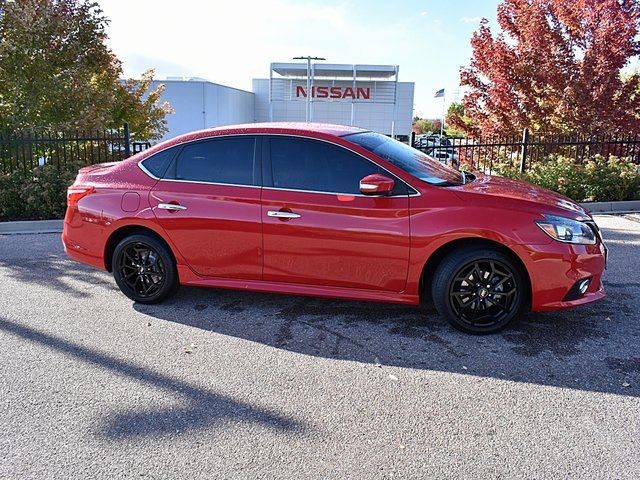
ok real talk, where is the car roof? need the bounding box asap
[201,122,367,137]
[134,123,370,163]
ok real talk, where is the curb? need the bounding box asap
[0,201,639,235]
[579,200,640,214]
[0,219,63,235]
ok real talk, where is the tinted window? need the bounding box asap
[169,137,256,185]
[345,131,463,185]
[140,146,178,178]
[269,137,382,194]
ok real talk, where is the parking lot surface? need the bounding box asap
[1,215,639,479]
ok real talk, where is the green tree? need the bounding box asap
[0,0,169,139]
[113,71,173,141]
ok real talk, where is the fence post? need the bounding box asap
[123,123,131,158]
[519,127,529,173]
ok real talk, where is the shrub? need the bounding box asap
[583,155,640,201]
[0,170,25,220]
[493,155,640,202]
[0,163,81,221]
[527,156,589,201]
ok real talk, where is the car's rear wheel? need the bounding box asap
[112,233,178,304]
[431,247,526,334]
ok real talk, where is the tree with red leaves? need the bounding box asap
[450,0,640,137]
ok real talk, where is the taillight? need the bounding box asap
[67,185,95,207]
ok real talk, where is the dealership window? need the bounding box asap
[169,137,256,185]
[269,137,382,194]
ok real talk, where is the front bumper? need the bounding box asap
[515,239,607,311]
[535,279,606,311]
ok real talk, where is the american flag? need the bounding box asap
[434,88,445,98]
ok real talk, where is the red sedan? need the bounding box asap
[62,123,607,334]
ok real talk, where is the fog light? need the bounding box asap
[578,278,590,295]
[564,277,592,301]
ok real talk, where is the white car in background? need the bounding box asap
[416,135,432,147]
[427,146,459,167]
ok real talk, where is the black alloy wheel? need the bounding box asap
[113,233,178,304]
[118,242,165,297]
[431,248,526,334]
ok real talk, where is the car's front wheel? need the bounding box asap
[431,247,526,334]
[112,233,178,304]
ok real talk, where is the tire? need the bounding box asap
[431,247,526,334]
[112,233,178,304]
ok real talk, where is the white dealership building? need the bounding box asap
[150,62,414,142]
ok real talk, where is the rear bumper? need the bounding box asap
[62,230,105,270]
[515,240,607,312]
[61,201,108,270]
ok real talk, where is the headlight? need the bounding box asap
[535,215,596,245]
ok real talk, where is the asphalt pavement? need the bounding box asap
[0,215,639,479]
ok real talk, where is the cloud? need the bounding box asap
[98,0,465,118]
[100,0,414,91]
[460,16,482,24]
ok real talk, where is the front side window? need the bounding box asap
[344,131,463,186]
[269,137,383,194]
[167,136,256,185]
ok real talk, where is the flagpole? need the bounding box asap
[440,91,445,137]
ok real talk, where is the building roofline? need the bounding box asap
[270,62,399,79]
[150,78,254,95]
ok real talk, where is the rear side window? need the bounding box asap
[269,137,382,194]
[140,146,178,178]
[167,137,256,186]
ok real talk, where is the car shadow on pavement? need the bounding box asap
[0,253,116,299]
[131,219,640,399]
[0,317,304,439]
[132,282,638,398]
[2,232,638,401]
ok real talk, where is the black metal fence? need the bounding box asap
[413,129,640,172]
[4,125,639,176]
[0,124,151,175]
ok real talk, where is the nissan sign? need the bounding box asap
[295,85,371,100]
[269,78,396,104]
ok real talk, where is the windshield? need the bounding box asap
[344,131,463,186]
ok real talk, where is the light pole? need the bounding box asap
[293,56,325,122]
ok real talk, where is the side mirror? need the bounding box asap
[359,173,395,196]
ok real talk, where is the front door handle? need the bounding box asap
[267,210,301,219]
[158,202,187,211]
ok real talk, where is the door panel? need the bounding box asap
[149,135,262,279]
[261,135,410,292]
[262,190,410,291]
[150,183,262,278]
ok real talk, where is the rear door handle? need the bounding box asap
[267,210,301,219]
[158,202,187,211]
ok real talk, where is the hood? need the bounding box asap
[454,174,589,218]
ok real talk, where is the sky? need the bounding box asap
[99,0,501,119]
